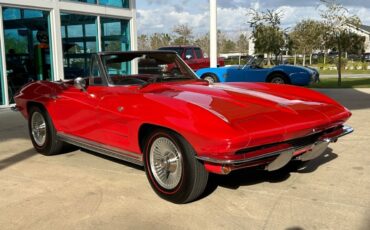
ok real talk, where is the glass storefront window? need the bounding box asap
[3,7,52,104]
[99,0,129,8]
[101,17,130,74]
[64,0,97,4]
[61,13,97,79]
[0,52,3,105]
[62,0,129,8]
[101,17,130,52]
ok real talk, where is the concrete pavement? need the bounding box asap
[0,89,369,230]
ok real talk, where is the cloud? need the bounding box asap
[217,0,370,8]
[136,0,370,37]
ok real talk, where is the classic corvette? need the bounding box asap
[14,51,352,203]
[196,55,319,85]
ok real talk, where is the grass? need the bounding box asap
[310,78,370,88]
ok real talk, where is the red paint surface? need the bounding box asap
[14,80,351,172]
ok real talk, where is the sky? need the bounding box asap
[136,0,370,39]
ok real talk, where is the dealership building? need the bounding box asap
[0,0,137,107]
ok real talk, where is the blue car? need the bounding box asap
[196,56,319,86]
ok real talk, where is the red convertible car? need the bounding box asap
[14,51,353,203]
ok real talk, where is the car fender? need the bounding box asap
[265,69,289,82]
[132,93,247,157]
[196,68,227,82]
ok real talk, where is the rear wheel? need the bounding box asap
[268,73,289,84]
[144,129,209,204]
[28,106,64,156]
[202,74,219,84]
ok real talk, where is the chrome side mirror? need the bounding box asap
[74,77,87,91]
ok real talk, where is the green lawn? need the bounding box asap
[310,78,370,88]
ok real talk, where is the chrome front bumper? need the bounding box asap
[197,125,353,173]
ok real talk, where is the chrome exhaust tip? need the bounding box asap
[265,149,294,171]
[297,139,330,161]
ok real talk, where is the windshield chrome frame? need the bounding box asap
[97,51,199,87]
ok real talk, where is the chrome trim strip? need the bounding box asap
[196,148,294,165]
[57,132,143,166]
[196,125,353,165]
[334,125,354,139]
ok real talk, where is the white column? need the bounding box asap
[0,5,9,105]
[97,16,102,52]
[209,0,217,68]
[49,6,64,80]
[130,0,138,74]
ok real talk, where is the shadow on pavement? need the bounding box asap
[316,88,370,110]
[0,148,36,171]
[201,148,337,198]
[0,109,29,142]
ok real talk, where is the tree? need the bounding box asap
[217,30,236,53]
[172,24,193,45]
[248,9,285,65]
[194,34,210,56]
[320,0,361,86]
[149,33,172,49]
[236,34,248,54]
[290,20,327,66]
[137,34,151,50]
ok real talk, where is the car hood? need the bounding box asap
[141,82,350,142]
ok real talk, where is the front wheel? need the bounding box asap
[202,74,219,84]
[144,129,209,204]
[28,106,64,156]
[268,74,289,84]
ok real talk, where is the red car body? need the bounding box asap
[158,46,225,71]
[14,51,352,203]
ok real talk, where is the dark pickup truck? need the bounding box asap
[158,46,224,71]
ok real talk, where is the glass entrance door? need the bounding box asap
[2,7,53,104]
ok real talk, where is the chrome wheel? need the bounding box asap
[204,76,215,84]
[31,111,47,146]
[149,137,183,190]
[271,77,285,84]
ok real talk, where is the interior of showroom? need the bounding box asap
[0,0,137,106]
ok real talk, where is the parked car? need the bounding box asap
[14,51,352,203]
[362,52,370,62]
[312,52,324,60]
[196,55,318,85]
[158,45,224,71]
[328,51,339,58]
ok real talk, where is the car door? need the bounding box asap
[50,55,104,140]
[92,86,135,151]
[226,66,270,82]
[194,47,208,70]
[184,48,198,70]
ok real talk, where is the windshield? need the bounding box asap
[101,52,198,86]
[244,55,264,68]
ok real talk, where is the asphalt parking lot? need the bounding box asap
[0,88,369,230]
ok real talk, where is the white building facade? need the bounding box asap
[0,0,137,107]
[346,24,370,53]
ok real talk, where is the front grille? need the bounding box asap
[235,126,339,155]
